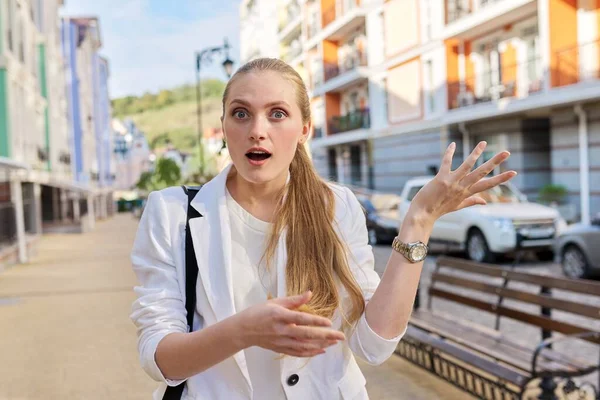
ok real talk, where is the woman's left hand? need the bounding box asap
[409,141,517,228]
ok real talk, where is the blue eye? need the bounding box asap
[271,110,287,119]
[233,110,248,119]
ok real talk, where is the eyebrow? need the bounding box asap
[229,99,291,108]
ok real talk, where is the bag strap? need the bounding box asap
[162,185,203,400]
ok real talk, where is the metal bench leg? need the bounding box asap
[538,377,557,400]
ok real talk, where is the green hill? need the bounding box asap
[112,80,226,152]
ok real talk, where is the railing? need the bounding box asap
[448,56,544,109]
[555,38,600,87]
[324,50,368,81]
[446,0,506,24]
[282,45,302,63]
[328,108,370,134]
[322,0,360,29]
[0,202,17,245]
[278,0,302,32]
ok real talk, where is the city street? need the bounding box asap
[0,214,469,400]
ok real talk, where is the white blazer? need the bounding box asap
[130,164,404,400]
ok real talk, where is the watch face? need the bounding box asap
[410,244,428,261]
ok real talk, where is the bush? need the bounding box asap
[538,184,568,205]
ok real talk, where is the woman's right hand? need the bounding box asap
[238,291,346,357]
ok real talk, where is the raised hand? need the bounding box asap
[409,141,517,225]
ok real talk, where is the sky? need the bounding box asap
[61,0,241,99]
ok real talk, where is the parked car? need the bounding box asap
[398,177,567,262]
[355,194,400,245]
[555,213,600,279]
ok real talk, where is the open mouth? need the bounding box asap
[245,150,272,162]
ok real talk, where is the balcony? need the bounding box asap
[328,108,370,134]
[278,0,302,43]
[443,0,536,40]
[281,44,303,64]
[324,49,367,81]
[306,1,366,48]
[554,39,600,87]
[448,56,544,109]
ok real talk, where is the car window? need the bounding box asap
[478,184,521,203]
[407,186,423,201]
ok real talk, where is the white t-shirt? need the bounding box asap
[226,188,286,399]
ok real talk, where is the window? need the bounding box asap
[424,0,432,41]
[328,148,338,182]
[7,0,14,51]
[407,186,423,201]
[425,60,435,113]
[350,145,361,186]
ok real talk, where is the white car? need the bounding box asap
[398,177,567,262]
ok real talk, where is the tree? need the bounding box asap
[135,158,182,192]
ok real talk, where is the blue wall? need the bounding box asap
[61,20,84,183]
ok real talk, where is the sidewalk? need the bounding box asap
[0,214,468,400]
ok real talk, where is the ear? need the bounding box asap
[300,120,311,144]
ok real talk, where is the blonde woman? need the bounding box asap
[130,58,516,400]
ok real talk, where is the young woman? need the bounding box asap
[130,58,516,400]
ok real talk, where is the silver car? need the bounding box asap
[555,213,600,279]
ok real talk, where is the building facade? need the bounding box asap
[0,1,113,267]
[240,0,600,223]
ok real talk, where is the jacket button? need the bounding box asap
[287,374,299,386]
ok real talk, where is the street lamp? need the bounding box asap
[195,38,234,178]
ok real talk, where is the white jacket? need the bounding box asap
[130,164,404,400]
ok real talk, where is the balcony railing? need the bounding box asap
[446,0,506,24]
[555,38,600,87]
[448,56,544,109]
[322,0,359,29]
[278,1,302,32]
[328,108,370,134]
[282,45,302,63]
[324,50,368,81]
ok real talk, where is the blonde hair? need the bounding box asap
[222,58,365,326]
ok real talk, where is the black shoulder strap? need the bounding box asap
[162,185,202,400]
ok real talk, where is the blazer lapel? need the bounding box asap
[187,164,252,390]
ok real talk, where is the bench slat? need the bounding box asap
[432,272,600,319]
[436,256,600,295]
[404,325,529,387]
[411,310,594,372]
[429,288,600,344]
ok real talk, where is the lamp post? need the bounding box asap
[195,38,234,178]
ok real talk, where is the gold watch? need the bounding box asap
[392,237,428,263]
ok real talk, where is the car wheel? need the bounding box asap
[562,245,590,279]
[536,250,555,262]
[368,228,378,246]
[466,229,496,263]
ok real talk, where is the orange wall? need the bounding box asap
[325,93,341,134]
[501,43,518,92]
[323,40,339,65]
[445,39,460,109]
[549,0,578,87]
[464,41,475,94]
[321,0,336,28]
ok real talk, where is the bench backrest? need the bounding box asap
[427,256,600,344]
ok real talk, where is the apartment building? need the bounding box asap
[240,0,600,222]
[0,2,114,266]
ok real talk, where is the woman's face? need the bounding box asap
[222,71,309,185]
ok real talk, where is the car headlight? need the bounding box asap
[492,217,513,233]
[555,217,568,235]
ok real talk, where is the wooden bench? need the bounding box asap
[396,256,600,400]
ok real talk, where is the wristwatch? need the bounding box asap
[392,237,428,263]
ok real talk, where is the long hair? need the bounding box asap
[222,58,365,326]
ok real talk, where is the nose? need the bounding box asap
[248,115,267,141]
